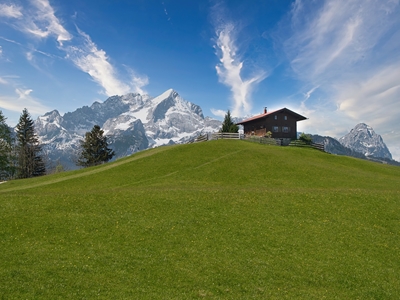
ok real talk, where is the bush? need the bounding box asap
[299,132,312,144]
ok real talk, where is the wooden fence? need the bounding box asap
[211,132,244,140]
[189,132,325,152]
[289,140,325,151]
[194,134,208,143]
[243,136,280,146]
[311,142,325,151]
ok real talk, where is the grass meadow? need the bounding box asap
[1,140,399,299]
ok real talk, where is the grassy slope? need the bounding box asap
[1,140,399,299]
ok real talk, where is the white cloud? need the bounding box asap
[214,23,267,117]
[303,86,319,101]
[0,90,50,117]
[16,88,33,99]
[0,4,23,18]
[283,0,400,83]
[26,0,72,45]
[26,51,34,62]
[0,77,8,85]
[125,66,149,95]
[337,63,400,122]
[280,0,400,160]
[210,108,226,118]
[1,0,148,97]
[0,0,71,45]
[65,28,148,97]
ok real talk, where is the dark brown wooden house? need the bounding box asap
[236,108,307,140]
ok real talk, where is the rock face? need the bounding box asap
[338,123,392,159]
[310,124,399,166]
[34,89,221,170]
[310,134,366,159]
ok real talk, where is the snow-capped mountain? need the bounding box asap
[34,89,221,169]
[338,123,392,160]
[310,134,366,159]
[309,123,399,165]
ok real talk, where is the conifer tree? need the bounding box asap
[221,110,239,133]
[0,110,13,180]
[77,125,115,167]
[15,108,46,178]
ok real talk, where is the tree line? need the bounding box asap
[1,108,237,181]
[0,109,114,181]
[0,108,45,180]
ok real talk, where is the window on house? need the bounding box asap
[273,126,279,132]
[274,115,278,120]
[284,116,287,120]
[282,126,290,133]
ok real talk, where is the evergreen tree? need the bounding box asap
[221,110,239,133]
[15,108,46,178]
[0,110,13,180]
[77,125,115,167]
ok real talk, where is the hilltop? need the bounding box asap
[1,140,400,299]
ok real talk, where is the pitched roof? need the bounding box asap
[236,108,307,125]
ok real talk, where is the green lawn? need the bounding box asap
[1,140,399,299]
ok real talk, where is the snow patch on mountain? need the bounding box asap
[34,89,221,170]
[339,123,392,159]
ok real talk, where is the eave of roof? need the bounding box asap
[236,107,307,124]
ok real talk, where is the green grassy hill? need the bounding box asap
[1,140,399,299]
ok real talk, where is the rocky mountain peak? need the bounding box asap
[339,123,392,159]
[42,109,61,121]
[33,89,221,170]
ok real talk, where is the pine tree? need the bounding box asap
[77,125,115,167]
[16,108,46,178]
[0,110,13,180]
[221,110,239,133]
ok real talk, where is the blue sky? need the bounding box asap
[1,0,400,160]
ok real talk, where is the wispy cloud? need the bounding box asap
[303,86,319,101]
[0,77,8,85]
[212,3,267,117]
[279,0,400,159]
[210,108,226,118]
[336,63,400,124]
[214,23,267,117]
[16,88,33,99]
[0,88,51,117]
[65,28,148,96]
[283,0,400,83]
[161,1,171,22]
[0,0,71,45]
[0,0,148,98]
[24,0,72,45]
[130,74,149,95]
[0,3,23,18]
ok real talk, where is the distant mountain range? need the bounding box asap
[31,89,398,170]
[311,123,399,166]
[34,89,222,170]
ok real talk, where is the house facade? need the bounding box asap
[236,108,307,142]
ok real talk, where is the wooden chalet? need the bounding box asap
[236,108,307,140]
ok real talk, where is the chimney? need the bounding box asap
[264,107,267,114]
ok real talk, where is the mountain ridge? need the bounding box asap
[311,123,398,166]
[34,89,222,170]
[338,123,392,159]
[32,91,397,170]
